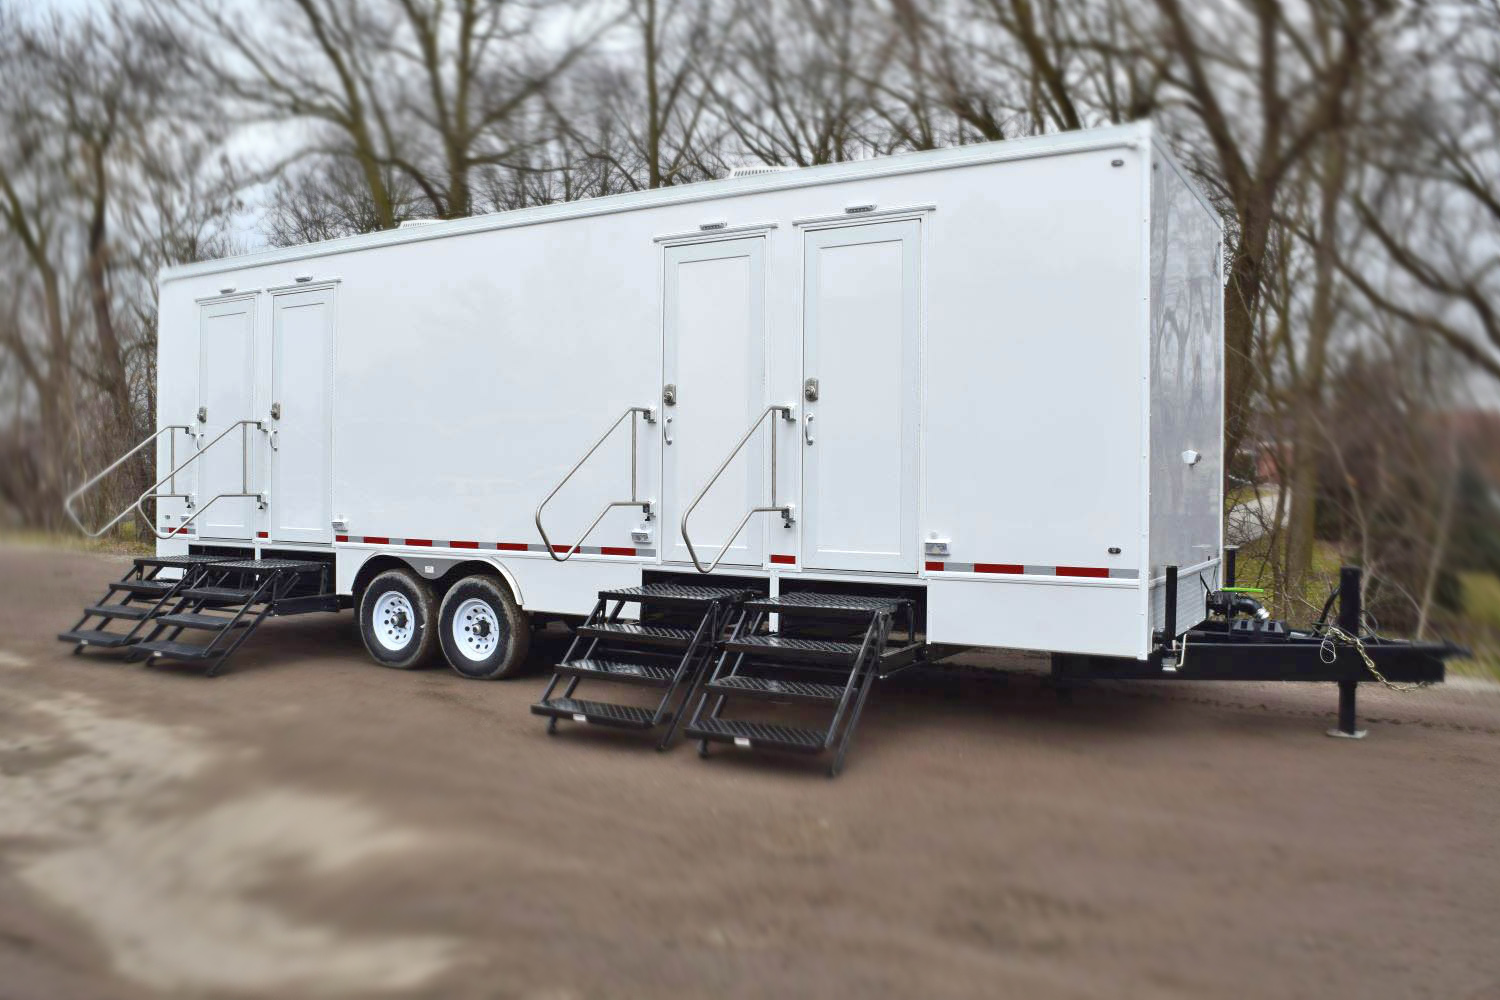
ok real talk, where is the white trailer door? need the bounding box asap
[801,220,921,573]
[269,287,334,544]
[661,237,766,567]
[195,297,256,540]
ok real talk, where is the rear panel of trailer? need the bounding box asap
[1146,141,1225,638]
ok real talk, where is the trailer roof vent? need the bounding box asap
[727,164,797,179]
[397,218,443,229]
[844,203,877,214]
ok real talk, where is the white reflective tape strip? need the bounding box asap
[733,737,751,748]
[572,713,588,723]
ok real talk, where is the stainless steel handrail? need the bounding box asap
[680,404,796,574]
[64,424,194,537]
[535,405,657,562]
[134,419,266,540]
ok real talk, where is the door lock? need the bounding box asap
[270,402,282,420]
[196,406,207,423]
[662,384,677,406]
[803,377,819,402]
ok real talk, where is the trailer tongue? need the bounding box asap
[1052,563,1462,741]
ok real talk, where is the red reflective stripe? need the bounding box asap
[335,534,349,542]
[256,531,268,538]
[974,563,1024,574]
[551,544,575,554]
[1055,566,1109,578]
[363,536,389,545]
[450,540,479,549]
[769,553,796,565]
[406,538,433,547]
[599,546,636,556]
[925,561,945,572]
[496,542,528,551]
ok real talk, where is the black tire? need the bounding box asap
[359,568,437,669]
[437,575,531,679]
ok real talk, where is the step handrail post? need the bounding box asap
[64,424,195,538]
[535,405,657,561]
[133,419,267,540]
[681,404,796,574]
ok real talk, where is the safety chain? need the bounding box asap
[1317,624,1420,692]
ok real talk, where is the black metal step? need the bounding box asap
[58,628,137,648]
[555,657,677,687]
[134,639,217,662]
[745,592,907,620]
[182,586,260,604]
[687,716,828,753]
[211,558,326,574]
[109,579,175,596]
[705,674,846,703]
[576,622,698,649]
[157,612,252,631]
[85,603,154,621]
[598,583,753,609]
[135,553,236,570]
[530,697,661,729]
[723,634,864,665]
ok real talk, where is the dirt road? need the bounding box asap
[2,544,1498,999]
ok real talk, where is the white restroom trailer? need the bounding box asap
[150,121,1224,673]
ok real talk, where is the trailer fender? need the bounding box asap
[349,551,523,608]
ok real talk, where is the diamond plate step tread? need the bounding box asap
[745,592,906,618]
[577,622,698,647]
[58,628,137,648]
[157,612,252,630]
[555,658,677,686]
[182,586,261,603]
[85,603,154,621]
[705,674,846,701]
[212,559,325,573]
[687,716,828,753]
[109,579,175,596]
[724,634,863,663]
[530,697,660,729]
[135,639,216,661]
[598,583,753,607]
[134,554,238,569]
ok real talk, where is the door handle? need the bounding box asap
[804,412,815,445]
[268,429,279,452]
[663,415,673,446]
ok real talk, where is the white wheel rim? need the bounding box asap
[452,597,501,662]
[373,591,416,652]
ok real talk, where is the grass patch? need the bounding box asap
[1447,573,1500,681]
[1223,534,1345,626]
[0,524,152,556]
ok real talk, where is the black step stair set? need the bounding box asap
[60,554,238,653]
[685,592,921,777]
[531,583,752,749]
[60,556,333,676]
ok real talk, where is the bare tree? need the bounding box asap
[0,4,237,529]
[709,0,888,167]
[154,0,604,223]
[561,0,737,189]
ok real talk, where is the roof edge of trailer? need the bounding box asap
[162,121,1153,284]
[1148,133,1223,229]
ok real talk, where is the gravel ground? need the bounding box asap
[2,542,1498,999]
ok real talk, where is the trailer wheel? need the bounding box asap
[359,568,437,669]
[437,575,531,679]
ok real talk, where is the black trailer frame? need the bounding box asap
[1050,553,1464,738]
